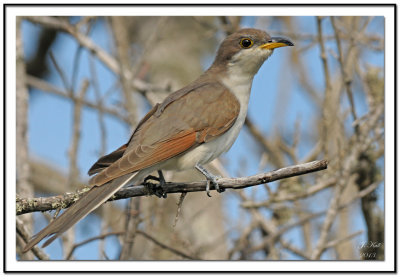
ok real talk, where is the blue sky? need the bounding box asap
[21,16,384,260]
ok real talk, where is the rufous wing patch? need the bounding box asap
[89,129,197,186]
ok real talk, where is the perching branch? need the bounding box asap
[16,160,328,216]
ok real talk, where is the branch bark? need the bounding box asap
[16,218,49,260]
[16,160,328,216]
[16,16,35,260]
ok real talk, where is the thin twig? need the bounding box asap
[71,18,94,92]
[48,51,70,93]
[244,117,285,168]
[227,220,258,259]
[330,17,359,131]
[26,75,129,123]
[109,17,137,126]
[310,182,348,259]
[68,79,89,187]
[136,230,198,260]
[89,54,107,156]
[173,192,187,228]
[317,17,332,93]
[63,79,89,258]
[16,218,50,260]
[280,239,310,260]
[66,231,124,260]
[119,197,141,260]
[241,177,336,208]
[324,230,363,250]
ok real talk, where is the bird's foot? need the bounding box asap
[143,170,168,198]
[195,164,225,197]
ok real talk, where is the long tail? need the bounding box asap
[22,173,137,253]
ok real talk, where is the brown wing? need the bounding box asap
[88,144,127,176]
[89,81,240,186]
[87,103,161,176]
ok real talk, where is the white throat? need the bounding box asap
[221,46,273,104]
[220,47,274,113]
[220,67,253,114]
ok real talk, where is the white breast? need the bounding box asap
[162,70,254,171]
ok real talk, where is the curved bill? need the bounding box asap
[260,37,294,50]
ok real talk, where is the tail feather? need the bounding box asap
[22,173,137,253]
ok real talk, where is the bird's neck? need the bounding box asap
[202,62,259,113]
[206,64,255,95]
[219,67,254,115]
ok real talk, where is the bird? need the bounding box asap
[22,28,293,252]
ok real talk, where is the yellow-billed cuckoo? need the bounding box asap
[23,28,293,252]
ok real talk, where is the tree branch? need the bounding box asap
[324,230,363,250]
[23,16,168,94]
[241,176,336,208]
[66,231,124,260]
[16,16,35,260]
[16,218,49,260]
[26,75,129,123]
[16,160,328,216]
[136,230,199,260]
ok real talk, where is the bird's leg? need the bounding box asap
[195,164,224,197]
[143,170,168,198]
[155,170,168,198]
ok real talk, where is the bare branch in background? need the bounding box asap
[16,16,35,260]
[330,17,359,133]
[62,79,89,258]
[26,75,129,123]
[136,230,199,260]
[66,231,124,260]
[17,218,49,260]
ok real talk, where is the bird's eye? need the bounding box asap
[240,38,253,48]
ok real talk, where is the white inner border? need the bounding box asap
[4,4,395,272]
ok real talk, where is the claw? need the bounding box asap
[206,180,212,197]
[143,170,168,198]
[195,164,224,196]
[144,175,161,183]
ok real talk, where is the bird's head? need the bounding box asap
[212,28,294,77]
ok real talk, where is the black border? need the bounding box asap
[4,3,396,273]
